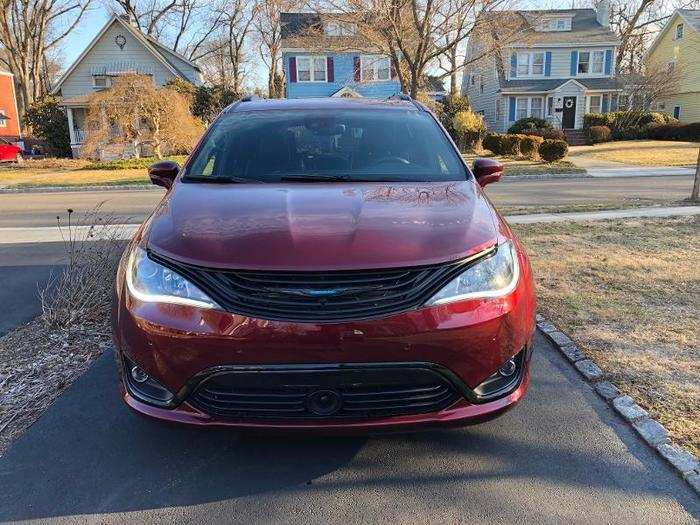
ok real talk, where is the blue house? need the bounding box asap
[281,12,400,98]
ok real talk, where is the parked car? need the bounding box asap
[0,138,22,163]
[112,97,536,431]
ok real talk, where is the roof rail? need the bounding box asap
[240,94,259,102]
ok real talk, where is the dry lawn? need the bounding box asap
[569,140,699,166]
[463,151,584,176]
[514,216,699,455]
[0,167,148,188]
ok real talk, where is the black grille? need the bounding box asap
[187,365,460,420]
[149,249,492,322]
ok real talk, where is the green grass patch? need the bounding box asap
[80,155,188,171]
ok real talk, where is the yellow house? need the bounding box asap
[645,9,700,122]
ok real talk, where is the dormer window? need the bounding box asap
[324,21,356,36]
[537,16,572,31]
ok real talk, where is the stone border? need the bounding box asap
[536,314,700,496]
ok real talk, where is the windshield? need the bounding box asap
[183,108,467,183]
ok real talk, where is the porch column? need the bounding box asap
[66,107,76,144]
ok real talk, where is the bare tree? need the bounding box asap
[692,147,699,203]
[0,0,92,115]
[304,0,518,98]
[255,0,300,98]
[217,0,256,93]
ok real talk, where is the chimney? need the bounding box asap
[596,0,610,28]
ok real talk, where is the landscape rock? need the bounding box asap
[574,359,604,381]
[612,395,649,422]
[594,381,621,401]
[632,418,669,447]
[656,443,699,474]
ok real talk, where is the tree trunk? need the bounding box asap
[691,147,700,202]
[449,47,458,94]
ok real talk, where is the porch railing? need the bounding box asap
[74,129,87,144]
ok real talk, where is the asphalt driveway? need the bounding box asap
[0,244,698,523]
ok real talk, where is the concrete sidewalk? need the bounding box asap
[586,167,695,178]
[1,206,697,244]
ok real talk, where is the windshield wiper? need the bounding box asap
[183,176,265,184]
[280,174,351,182]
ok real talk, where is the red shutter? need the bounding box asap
[353,56,361,82]
[289,57,297,83]
[327,56,334,82]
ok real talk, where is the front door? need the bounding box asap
[562,96,577,129]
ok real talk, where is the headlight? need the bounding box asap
[425,241,519,306]
[126,247,219,309]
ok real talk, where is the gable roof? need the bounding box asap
[52,15,199,94]
[646,9,700,58]
[483,9,619,46]
[500,77,621,93]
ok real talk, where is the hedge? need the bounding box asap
[508,117,552,134]
[519,135,544,159]
[538,139,568,162]
[521,128,566,141]
[647,122,700,141]
[587,125,611,144]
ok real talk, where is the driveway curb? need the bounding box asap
[536,314,700,496]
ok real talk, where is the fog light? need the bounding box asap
[498,359,517,377]
[130,365,149,383]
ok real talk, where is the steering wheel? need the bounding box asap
[369,156,411,166]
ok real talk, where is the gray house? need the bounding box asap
[461,4,621,135]
[52,14,203,157]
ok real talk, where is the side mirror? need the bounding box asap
[148,160,180,189]
[472,158,503,187]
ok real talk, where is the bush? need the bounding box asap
[587,125,611,144]
[500,134,523,155]
[452,110,486,151]
[24,97,72,157]
[439,94,471,140]
[508,117,552,134]
[482,133,503,154]
[519,135,544,159]
[538,139,568,162]
[647,122,700,141]
[583,113,615,130]
[191,85,241,124]
[522,128,566,141]
[611,125,648,141]
[80,155,188,170]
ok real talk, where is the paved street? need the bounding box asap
[0,174,694,228]
[1,178,698,523]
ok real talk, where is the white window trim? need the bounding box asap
[675,23,684,40]
[514,96,545,121]
[296,56,327,83]
[92,75,111,89]
[587,94,603,114]
[513,51,546,79]
[673,105,682,119]
[576,49,607,77]
[360,55,391,82]
[0,109,6,128]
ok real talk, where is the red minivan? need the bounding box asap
[112,97,536,431]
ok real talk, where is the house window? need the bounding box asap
[676,23,684,39]
[530,97,543,118]
[517,53,530,76]
[673,106,681,119]
[92,76,111,89]
[547,96,554,116]
[516,52,545,77]
[578,51,589,74]
[589,95,602,113]
[668,61,676,72]
[479,75,484,94]
[297,56,327,82]
[361,55,391,81]
[324,21,356,36]
[538,17,571,31]
[0,109,6,128]
[577,50,605,75]
[514,97,545,120]
[591,51,604,73]
[470,74,475,86]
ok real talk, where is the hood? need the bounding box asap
[145,180,499,271]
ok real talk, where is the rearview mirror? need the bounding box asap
[472,158,503,187]
[148,160,180,189]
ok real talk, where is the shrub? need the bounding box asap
[583,113,614,130]
[522,128,566,141]
[647,122,700,141]
[191,85,241,124]
[519,135,544,159]
[508,117,552,134]
[500,134,523,155]
[538,139,568,162]
[24,97,72,157]
[439,94,471,140]
[482,133,503,154]
[587,125,611,144]
[452,110,486,151]
[611,125,648,141]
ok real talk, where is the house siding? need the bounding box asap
[283,52,399,98]
[462,54,503,131]
[646,12,700,122]
[59,20,181,99]
[0,73,21,139]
